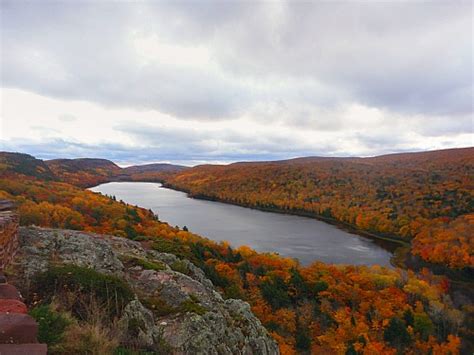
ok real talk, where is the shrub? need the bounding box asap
[61,322,120,355]
[223,284,244,300]
[179,298,207,315]
[152,238,191,259]
[121,256,166,271]
[29,304,70,346]
[33,264,134,319]
[170,260,190,275]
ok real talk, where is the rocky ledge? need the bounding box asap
[11,227,279,355]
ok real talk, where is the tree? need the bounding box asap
[260,276,291,310]
[383,317,411,350]
[414,314,434,341]
[403,309,414,326]
[295,327,311,351]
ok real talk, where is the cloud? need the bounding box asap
[216,1,473,116]
[1,1,251,120]
[58,114,77,122]
[0,1,472,163]
[2,1,472,119]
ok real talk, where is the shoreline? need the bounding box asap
[161,183,410,269]
[158,183,473,283]
[90,179,402,267]
[91,180,472,283]
[159,182,409,246]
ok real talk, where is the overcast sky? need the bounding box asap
[1,1,472,166]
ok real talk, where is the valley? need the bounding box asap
[91,181,397,267]
[0,148,472,354]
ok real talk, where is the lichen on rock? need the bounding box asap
[14,227,279,354]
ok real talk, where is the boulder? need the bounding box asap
[0,285,21,300]
[0,314,38,344]
[0,344,47,354]
[118,299,163,350]
[0,299,27,314]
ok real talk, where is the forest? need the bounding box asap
[0,150,472,354]
[162,148,474,270]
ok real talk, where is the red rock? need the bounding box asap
[0,343,47,354]
[0,314,38,344]
[0,300,27,314]
[0,285,21,301]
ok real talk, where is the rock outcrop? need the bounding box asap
[0,201,47,355]
[13,227,279,355]
[0,201,19,270]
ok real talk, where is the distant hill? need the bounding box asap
[46,158,122,187]
[0,152,188,187]
[0,152,56,180]
[117,163,188,182]
[225,147,474,167]
[122,163,187,174]
[47,158,121,173]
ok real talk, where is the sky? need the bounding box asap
[0,1,472,166]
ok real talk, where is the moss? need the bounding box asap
[121,255,166,272]
[33,264,134,319]
[179,298,207,316]
[189,293,200,303]
[170,260,190,275]
[141,294,207,317]
[133,235,149,242]
[29,304,70,346]
[140,296,177,317]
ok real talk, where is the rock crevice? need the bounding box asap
[13,227,279,355]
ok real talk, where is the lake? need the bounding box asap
[90,182,396,267]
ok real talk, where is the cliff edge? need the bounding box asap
[9,227,279,354]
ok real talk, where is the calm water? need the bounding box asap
[91,182,396,267]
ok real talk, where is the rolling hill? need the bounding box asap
[162,147,474,269]
[0,153,188,188]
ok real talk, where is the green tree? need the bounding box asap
[403,309,414,327]
[414,314,434,341]
[260,276,291,310]
[383,317,412,350]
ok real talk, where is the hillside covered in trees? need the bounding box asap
[162,148,474,270]
[0,150,472,353]
[0,152,187,188]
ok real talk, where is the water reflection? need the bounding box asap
[91,182,396,267]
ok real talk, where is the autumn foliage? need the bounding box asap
[163,148,474,269]
[0,150,471,354]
